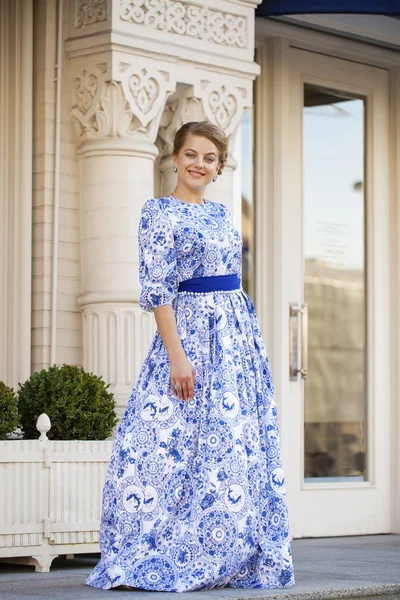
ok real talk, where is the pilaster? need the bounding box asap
[0,0,33,388]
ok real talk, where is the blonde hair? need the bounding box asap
[173,121,228,175]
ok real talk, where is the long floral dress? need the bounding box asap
[85,195,295,591]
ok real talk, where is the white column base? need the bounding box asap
[80,301,157,417]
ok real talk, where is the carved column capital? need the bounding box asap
[199,81,246,136]
[71,57,176,145]
[158,79,250,159]
[158,85,206,156]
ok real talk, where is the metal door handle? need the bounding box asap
[289,303,308,380]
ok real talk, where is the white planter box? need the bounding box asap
[0,415,112,572]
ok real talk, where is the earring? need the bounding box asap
[213,175,217,182]
[173,166,177,173]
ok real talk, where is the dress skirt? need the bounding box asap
[85,278,295,591]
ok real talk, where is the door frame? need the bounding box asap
[254,21,400,535]
[286,49,390,537]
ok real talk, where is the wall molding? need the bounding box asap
[256,16,400,68]
[278,14,400,51]
[66,0,258,71]
[119,0,248,48]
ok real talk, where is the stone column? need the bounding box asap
[70,58,175,416]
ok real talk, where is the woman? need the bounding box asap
[85,121,295,591]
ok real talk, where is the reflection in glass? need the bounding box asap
[241,110,255,299]
[303,85,367,482]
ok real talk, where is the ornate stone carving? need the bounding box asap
[76,0,107,27]
[200,83,245,137]
[205,85,238,130]
[158,86,206,156]
[71,64,107,139]
[71,61,175,142]
[120,0,247,48]
[72,67,102,115]
[127,70,160,122]
[89,81,137,139]
[72,79,150,140]
[157,82,246,154]
[120,63,174,129]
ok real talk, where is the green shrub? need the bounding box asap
[18,364,118,440]
[0,381,19,440]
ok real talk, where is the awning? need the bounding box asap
[257,1,400,16]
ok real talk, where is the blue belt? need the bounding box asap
[178,274,240,293]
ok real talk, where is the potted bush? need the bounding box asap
[0,381,19,440]
[18,364,118,440]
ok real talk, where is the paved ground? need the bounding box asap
[0,535,399,600]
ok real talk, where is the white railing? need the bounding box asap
[0,414,113,572]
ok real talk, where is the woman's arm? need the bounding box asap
[153,305,195,403]
[138,200,193,401]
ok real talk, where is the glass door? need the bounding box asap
[303,86,367,484]
[281,49,391,537]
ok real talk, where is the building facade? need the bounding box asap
[1,0,400,539]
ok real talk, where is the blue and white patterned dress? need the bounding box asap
[85,196,295,591]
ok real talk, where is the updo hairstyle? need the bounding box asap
[173,121,228,175]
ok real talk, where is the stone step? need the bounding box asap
[0,535,399,600]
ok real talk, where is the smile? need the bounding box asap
[188,170,206,177]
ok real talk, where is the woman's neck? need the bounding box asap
[170,186,205,205]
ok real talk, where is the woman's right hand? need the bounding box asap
[152,304,196,403]
[170,353,196,403]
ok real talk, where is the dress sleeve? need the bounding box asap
[138,198,179,312]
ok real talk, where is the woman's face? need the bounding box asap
[173,134,220,192]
